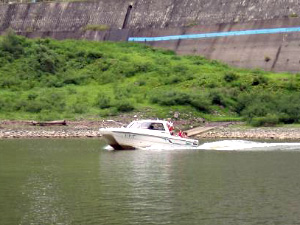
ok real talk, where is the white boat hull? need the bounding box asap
[100,128,198,150]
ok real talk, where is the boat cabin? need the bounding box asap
[126,120,170,134]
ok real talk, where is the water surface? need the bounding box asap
[1,139,300,225]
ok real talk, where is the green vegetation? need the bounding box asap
[289,13,299,18]
[1,31,300,126]
[82,24,110,31]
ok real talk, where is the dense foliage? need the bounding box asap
[1,31,300,126]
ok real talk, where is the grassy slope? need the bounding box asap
[0,33,299,124]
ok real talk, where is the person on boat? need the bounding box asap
[178,130,187,138]
[178,130,183,137]
[166,118,174,133]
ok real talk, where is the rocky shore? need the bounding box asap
[197,126,300,140]
[0,120,118,139]
[1,119,300,140]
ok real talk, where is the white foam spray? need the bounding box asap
[198,140,300,151]
[138,140,300,151]
[104,140,300,151]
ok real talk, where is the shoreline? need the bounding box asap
[1,120,300,140]
[196,126,300,140]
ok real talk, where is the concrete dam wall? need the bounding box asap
[1,0,300,72]
[131,18,300,73]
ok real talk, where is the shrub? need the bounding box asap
[113,86,131,100]
[34,45,62,74]
[134,62,152,73]
[0,54,12,67]
[96,59,112,72]
[112,61,152,78]
[115,100,135,112]
[252,75,268,86]
[135,79,146,86]
[94,71,118,84]
[286,75,298,91]
[0,30,26,59]
[63,73,90,85]
[173,65,188,74]
[237,92,300,125]
[27,93,38,100]
[66,87,78,95]
[0,92,16,112]
[209,90,226,106]
[0,76,20,89]
[37,109,62,121]
[161,49,176,56]
[278,113,296,124]
[224,72,239,82]
[39,54,57,73]
[155,57,170,66]
[276,93,300,123]
[150,91,190,106]
[164,75,182,85]
[71,95,89,114]
[95,92,111,109]
[35,90,66,113]
[86,51,103,61]
[189,93,211,112]
[99,107,118,117]
[241,101,271,118]
[235,92,254,114]
[240,95,277,122]
[249,114,280,127]
[23,101,44,113]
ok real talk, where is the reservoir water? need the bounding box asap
[1,139,300,225]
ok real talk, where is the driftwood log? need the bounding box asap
[32,120,67,126]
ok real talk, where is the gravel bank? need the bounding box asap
[0,120,118,139]
[197,127,300,140]
[1,120,300,140]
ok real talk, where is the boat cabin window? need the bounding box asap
[147,123,165,131]
[127,121,166,131]
[127,122,149,129]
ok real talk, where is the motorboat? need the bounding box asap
[99,119,199,150]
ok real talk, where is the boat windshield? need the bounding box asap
[127,121,166,131]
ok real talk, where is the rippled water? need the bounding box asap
[1,139,300,225]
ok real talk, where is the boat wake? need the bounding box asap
[104,140,300,151]
[136,140,300,151]
[198,140,300,151]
